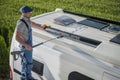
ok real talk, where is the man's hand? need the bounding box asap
[24,44,32,50]
[40,24,47,30]
[31,21,47,30]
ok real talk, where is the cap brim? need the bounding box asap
[29,8,33,12]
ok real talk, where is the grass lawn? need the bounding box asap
[0,0,120,31]
[0,0,120,79]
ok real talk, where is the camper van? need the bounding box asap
[10,8,120,80]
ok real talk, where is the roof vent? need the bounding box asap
[110,34,120,45]
[54,15,76,26]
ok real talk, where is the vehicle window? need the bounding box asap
[68,71,94,80]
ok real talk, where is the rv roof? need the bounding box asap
[31,9,120,67]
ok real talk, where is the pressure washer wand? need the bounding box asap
[11,27,63,55]
[32,35,63,48]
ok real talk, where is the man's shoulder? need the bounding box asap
[16,19,26,27]
[16,19,28,32]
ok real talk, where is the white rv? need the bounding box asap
[10,9,120,80]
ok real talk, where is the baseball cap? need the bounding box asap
[20,6,33,13]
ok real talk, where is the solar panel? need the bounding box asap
[109,26,120,32]
[110,34,120,45]
[78,19,108,29]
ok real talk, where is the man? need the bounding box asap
[15,6,46,80]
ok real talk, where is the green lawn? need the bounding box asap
[0,0,120,32]
[0,0,120,79]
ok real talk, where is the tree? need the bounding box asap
[0,35,9,79]
[0,26,9,47]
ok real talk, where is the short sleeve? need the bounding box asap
[16,21,25,33]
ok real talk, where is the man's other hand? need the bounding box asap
[24,44,32,50]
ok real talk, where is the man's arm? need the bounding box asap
[31,21,46,30]
[16,31,32,50]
